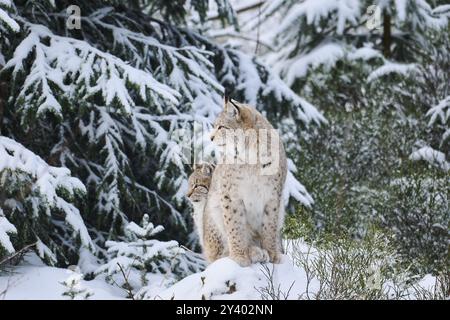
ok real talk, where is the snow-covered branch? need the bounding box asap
[5,22,179,119]
[0,136,93,260]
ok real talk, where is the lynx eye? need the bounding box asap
[218,125,228,130]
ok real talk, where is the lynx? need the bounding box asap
[204,96,287,267]
[186,163,227,262]
[187,163,271,264]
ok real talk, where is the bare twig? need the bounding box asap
[0,273,25,300]
[0,242,37,267]
[116,262,135,300]
[0,278,11,299]
[208,1,266,21]
[256,263,295,300]
[208,31,275,51]
[254,2,261,55]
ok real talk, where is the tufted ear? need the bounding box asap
[223,86,231,105]
[204,163,216,175]
[224,87,231,104]
[225,99,241,119]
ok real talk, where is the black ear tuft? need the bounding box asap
[224,87,231,103]
[205,163,216,175]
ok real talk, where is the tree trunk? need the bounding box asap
[0,71,7,134]
[382,10,391,58]
[128,0,141,11]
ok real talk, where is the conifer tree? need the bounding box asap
[245,0,448,88]
[242,0,449,273]
[0,137,91,264]
[96,214,205,298]
[0,0,324,264]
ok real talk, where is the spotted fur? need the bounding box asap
[205,97,287,266]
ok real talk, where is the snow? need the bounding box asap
[277,0,360,35]
[1,251,318,300]
[0,136,93,254]
[1,2,328,231]
[0,3,20,32]
[259,0,362,87]
[0,210,17,254]
[147,255,319,300]
[395,0,408,21]
[94,215,206,298]
[378,0,447,30]
[35,239,57,265]
[348,47,383,61]
[283,159,314,207]
[126,220,164,238]
[426,96,449,126]
[416,274,439,290]
[0,242,441,300]
[417,0,448,29]
[2,0,446,301]
[4,23,180,118]
[433,4,450,17]
[0,136,85,204]
[0,254,123,300]
[409,146,449,171]
[285,43,345,86]
[234,51,262,107]
[367,62,417,82]
[0,0,13,6]
[88,9,223,115]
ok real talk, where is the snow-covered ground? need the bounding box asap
[0,242,440,300]
[154,255,318,300]
[0,252,317,300]
[0,254,123,300]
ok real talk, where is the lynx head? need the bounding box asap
[211,98,241,141]
[186,163,215,203]
[210,95,258,161]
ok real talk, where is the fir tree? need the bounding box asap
[60,268,94,300]
[241,0,449,273]
[0,137,91,264]
[0,0,324,264]
[245,0,448,88]
[96,214,205,299]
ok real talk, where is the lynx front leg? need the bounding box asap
[261,199,283,264]
[202,215,227,263]
[221,194,251,267]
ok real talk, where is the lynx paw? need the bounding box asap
[230,253,251,267]
[249,246,270,264]
[268,250,282,264]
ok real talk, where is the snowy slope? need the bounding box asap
[0,254,124,300]
[151,255,319,300]
[1,253,318,300]
[0,245,440,300]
